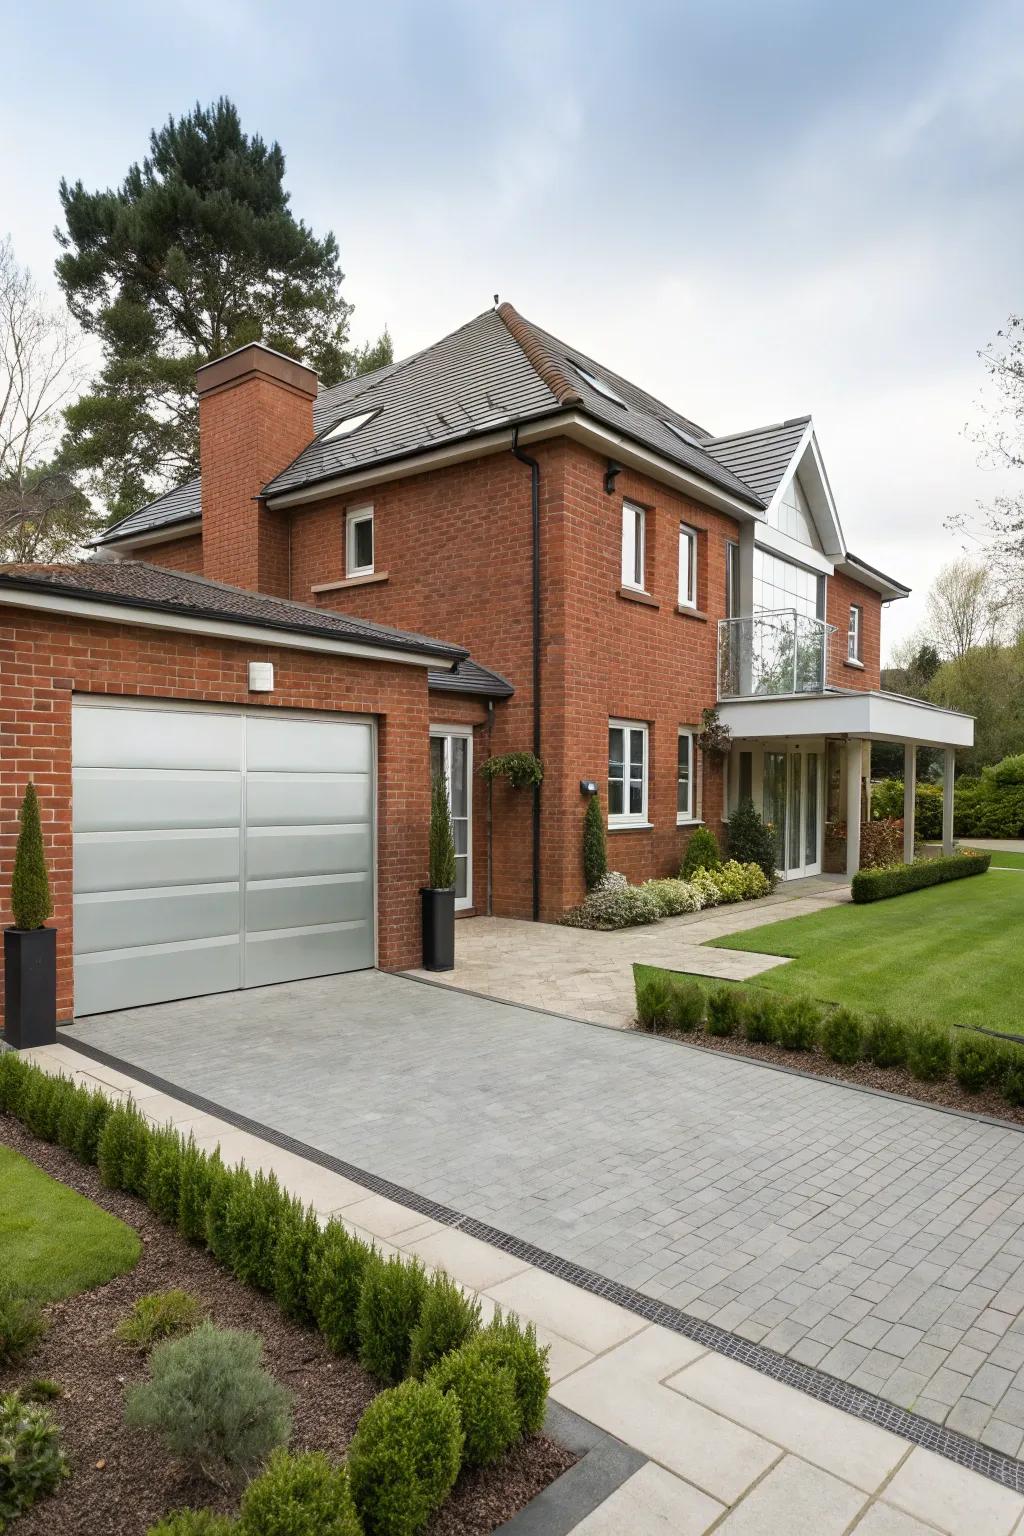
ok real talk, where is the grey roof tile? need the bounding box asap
[100,476,202,544]
[705,417,811,505]
[0,561,466,662]
[427,657,514,698]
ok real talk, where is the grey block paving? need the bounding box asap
[69,969,1024,1447]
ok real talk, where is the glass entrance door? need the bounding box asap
[429,728,472,909]
[760,748,822,879]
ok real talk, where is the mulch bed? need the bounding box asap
[635,1023,1024,1126]
[0,1117,574,1536]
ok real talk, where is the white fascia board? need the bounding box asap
[718,690,974,748]
[265,411,765,522]
[763,422,846,560]
[836,559,910,602]
[0,585,452,671]
[753,521,835,576]
[94,518,203,554]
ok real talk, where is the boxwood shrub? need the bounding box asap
[775,997,820,1052]
[347,1380,463,1536]
[820,1007,863,1065]
[851,852,990,903]
[864,1012,908,1069]
[906,1024,953,1082]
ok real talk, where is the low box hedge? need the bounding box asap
[851,851,990,903]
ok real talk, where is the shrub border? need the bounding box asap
[48,1030,1024,1495]
[851,851,991,902]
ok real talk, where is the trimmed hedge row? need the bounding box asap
[851,850,990,903]
[633,969,1024,1108]
[0,1053,550,1536]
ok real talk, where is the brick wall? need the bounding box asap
[0,609,433,1026]
[827,570,883,690]
[137,534,204,575]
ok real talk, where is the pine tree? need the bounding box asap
[428,774,457,890]
[56,98,391,518]
[10,783,52,930]
[582,793,607,890]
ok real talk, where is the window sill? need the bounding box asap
[843,657,865,670]
[675,605,708,622]
[311,571,389,594]
[617,586,659,608]
[676,818,704,827]
[608,820,654,832]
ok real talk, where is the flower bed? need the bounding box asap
[560,862,771,930]
[632,967,1024,1122]
[0,1058,572,1535]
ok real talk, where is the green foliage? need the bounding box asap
[98,1099,151,1194]
[147,1125,186,1225]
[427,772,457,891]
[238,1449,360,1536]
[480,752,544,790]
[582,793,608,891]
[146,1512,237,1536]
[274,1197,322,1328]
[347,1379,463,1536]
[124,1322,293,1488]
[56,1080,111,1164]
[864,1012,908,1069]
[225,1168,286,1292]
[706,985,743,1037]
[204,1159,236,1269]
[820,1007,863,1065]
[0,1290,46,1366]
[358,1253,429,1385]
[310,1220,371,1357]
[984,753,1024,786]
[116,1290,204,1351]
[23,1380,62,1404]
[859,819,905,870]
[10,783,52,930]
[635,971,674,1031]
[20,1071,65,1142]
[641,878,704,916]
[1003,1065,1024,1107]
[56,97,379,519]
[681,825,721,877]
[0,1390,68,1527]
[851,852,990,902]
[0,1050,32,1114]
[871,779,943,839]
[56,1079,88,1155]
[776,997,821,1052]
[427,1347,520,1467]
[727,799,778,885]
[179,1142,219,1246]
[906,1024,953,1082]
[953,1033,1011,1093]
[561,883,661,929]
[743,992,781,1045]
[667,979,706,1033]
[472,1313,549,1435]
[706,859,770,902]
[409,1270,482,1380]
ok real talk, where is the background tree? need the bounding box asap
[56,98,392,519]
[954,315,1024,602]
[925,558,1003,661]
[0,236,96,560]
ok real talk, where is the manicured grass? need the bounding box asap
[661,871,1024,1035]
[965,849,1024,869]
[0,1143,141,1301]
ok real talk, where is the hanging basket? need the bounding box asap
[695,707,732,759]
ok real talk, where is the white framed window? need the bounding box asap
[608,720,648,826]
[677,729,696,822]
[323,408,377,442]
[429,725,473,910]
[346,505,374,578]
[678,523,698,609]
[621,501,645,591]
[848,604,863,662]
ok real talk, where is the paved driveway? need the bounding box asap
[67,970,1024,1455]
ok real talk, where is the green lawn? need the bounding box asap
[0,1144,140,1301]
[965,849,1024,869]
[680,871,1024,1035]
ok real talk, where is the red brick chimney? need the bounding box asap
[196,343,318,595]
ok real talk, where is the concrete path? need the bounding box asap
[67,969,1024,1459]
[26,1039,1024,1535]
[408,879,849,1030]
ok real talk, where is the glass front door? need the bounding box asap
[429,728,472,909]
[759,748,822,879]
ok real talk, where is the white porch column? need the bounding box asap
[903,741,917,865]
[942,746,956,855]
[846,738,863,877]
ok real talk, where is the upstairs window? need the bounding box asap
[608,720,648,826]
[621,501,646,591]
[679,523,698,609]
[346,506,374,577]
[848,604,863,663]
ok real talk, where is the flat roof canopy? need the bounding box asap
[718,689,974,749]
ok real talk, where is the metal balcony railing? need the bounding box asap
[717,609,835,700]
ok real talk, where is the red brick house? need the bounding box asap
[0,303,972,1023]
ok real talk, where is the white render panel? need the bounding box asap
[718,690,974,748]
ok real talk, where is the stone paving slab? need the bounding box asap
[66,967,1024,1448]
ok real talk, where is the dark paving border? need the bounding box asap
[58,1030,1024,1494]
[500,1402,644,1533]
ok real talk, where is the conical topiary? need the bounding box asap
[582,792,607,890]
[10,782,52,931]
[428,773,457,890]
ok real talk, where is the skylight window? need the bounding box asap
[571,363,627,407]
[662,419,700,448]
[323,409,377,442]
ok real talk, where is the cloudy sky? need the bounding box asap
[4,0,1023,656]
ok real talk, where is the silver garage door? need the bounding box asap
[72,701,375,1015]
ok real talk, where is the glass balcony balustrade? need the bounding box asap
[717,609,833,700]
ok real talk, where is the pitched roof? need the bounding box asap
[704,417,811,505]
[0,561,467,662]
[427,657,514,698]
[101,475,202,544]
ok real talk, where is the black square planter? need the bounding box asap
[3,926,57,1049]
[421,888,456,972]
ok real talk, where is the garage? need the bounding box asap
[72,699,375,1015]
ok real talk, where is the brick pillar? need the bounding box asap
[197,343,317,595]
